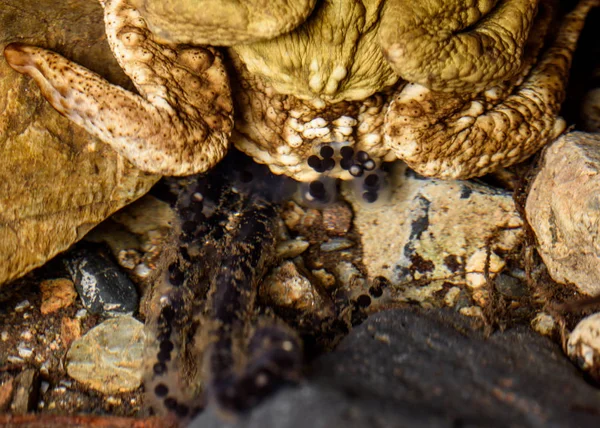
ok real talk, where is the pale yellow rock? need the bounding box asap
[526,132,600,296]
[531,312,556,336]
[348,165,524,306]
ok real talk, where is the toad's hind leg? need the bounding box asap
[3,0,233,176]
[384,0,599,179]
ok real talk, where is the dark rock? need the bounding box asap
[65,248,138,316]
[192,309,600,428]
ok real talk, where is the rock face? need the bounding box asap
[192,309,600,428]
[526,132,600,296]
[348,166,523,306]
[0,0,160,287]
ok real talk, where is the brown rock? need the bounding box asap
[40,279,78,314]
[10,369,39,414]
[0,0,160,287]
[60,317,82,349]
[261,261,333,320]
[281,201,305,231]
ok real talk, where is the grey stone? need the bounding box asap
[65,247,139,315]
[66,315,145,394]
[192,309,600,428]
[526,132,600,295]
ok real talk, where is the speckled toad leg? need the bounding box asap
[3,0,233,175]
[145,169,302,422]
[384,0,599,179]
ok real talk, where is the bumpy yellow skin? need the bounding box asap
[4,0,599,182]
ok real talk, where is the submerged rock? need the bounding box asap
[193,309,600,428]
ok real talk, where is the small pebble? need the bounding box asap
[334,262,365,291]
[322,203,353,236]
[19,330,32,341]
[261,262,325,314]
[14,300,30,312]
[75,309,88,319]
[276,239,310,259]
[312,269,336,289]
[320,238,355,252]
[133,263,152,278]
[281,201,305,231]
[495,274,527,299]
[40,278,77,315]
[17,343,34,359]
[61,317,82,348]
[531,312,556,336]
[459,306,484,318]
[66,316,145,394]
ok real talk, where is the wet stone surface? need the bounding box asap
[65,248,139,316]
[66,316,146,394]
[193,309,600,428]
